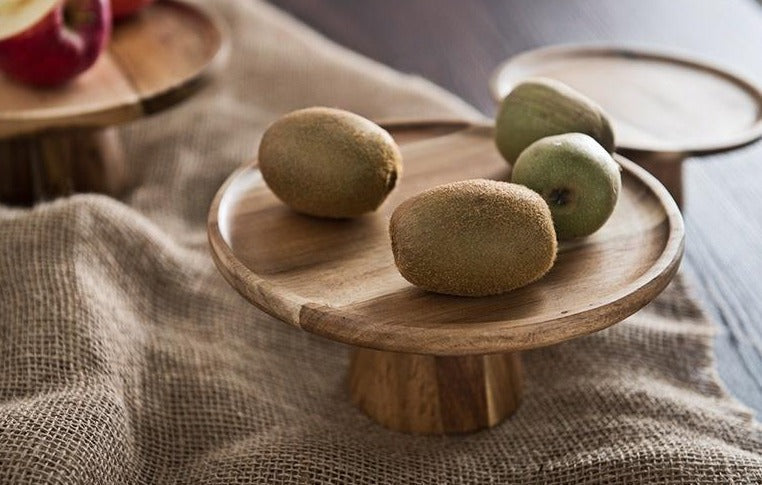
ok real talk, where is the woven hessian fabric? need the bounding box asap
[1,1,761,483]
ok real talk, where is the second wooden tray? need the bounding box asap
[0,0,229,204]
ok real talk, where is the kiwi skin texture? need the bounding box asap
[258,107,402,218]
[389,179,557,297]
[512,133,622,240]
[495,77,615,164]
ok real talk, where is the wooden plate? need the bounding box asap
[0,0,229,138]
[490,44,762,155]
[208,122,684,356]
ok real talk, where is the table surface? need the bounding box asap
[268,0,762,414]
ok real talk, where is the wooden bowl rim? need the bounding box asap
[207,121,685,355]
[489,43,762,157]
[0,0,231,136]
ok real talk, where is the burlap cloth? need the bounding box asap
[1,1,761,483]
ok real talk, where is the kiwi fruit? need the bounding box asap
[258,107,402,218]
[512,132,621,240]
[389,179,557,297]
[495,77,615,164]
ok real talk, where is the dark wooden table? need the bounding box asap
[269,0,762,414]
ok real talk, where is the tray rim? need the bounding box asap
[207,121,685,356]
[489,43,762,157]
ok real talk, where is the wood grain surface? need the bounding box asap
[0,0,228,138]
[268,0,762,413]
[349,349,522,433]
[208,124,684,355]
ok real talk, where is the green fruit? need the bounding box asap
[389,179,557,297]
[512,133,621,240]
[495,77,615,164]
[258,107,402,218]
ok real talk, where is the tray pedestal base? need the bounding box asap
[0,128,128,205]
[621,150,684,208]
[349,348,523,434]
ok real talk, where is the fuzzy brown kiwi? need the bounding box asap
[389,179,557,297]
[258,107,402,218]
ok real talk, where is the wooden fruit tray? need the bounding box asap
[207,121,685,434]
[0,0,229,205]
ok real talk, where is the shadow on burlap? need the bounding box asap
[0,1,760,483]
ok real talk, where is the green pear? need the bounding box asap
[511,133,621,240]
[495,77,615,164]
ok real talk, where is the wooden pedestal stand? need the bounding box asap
[208,122,684,434]
[349,349,523,433]
[490,44,762,208]
[0,128,126,204]
[618,150,685,207]
[0,0,228,205]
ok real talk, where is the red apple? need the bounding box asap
[111,0,154,20]
[0,0,111,87]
